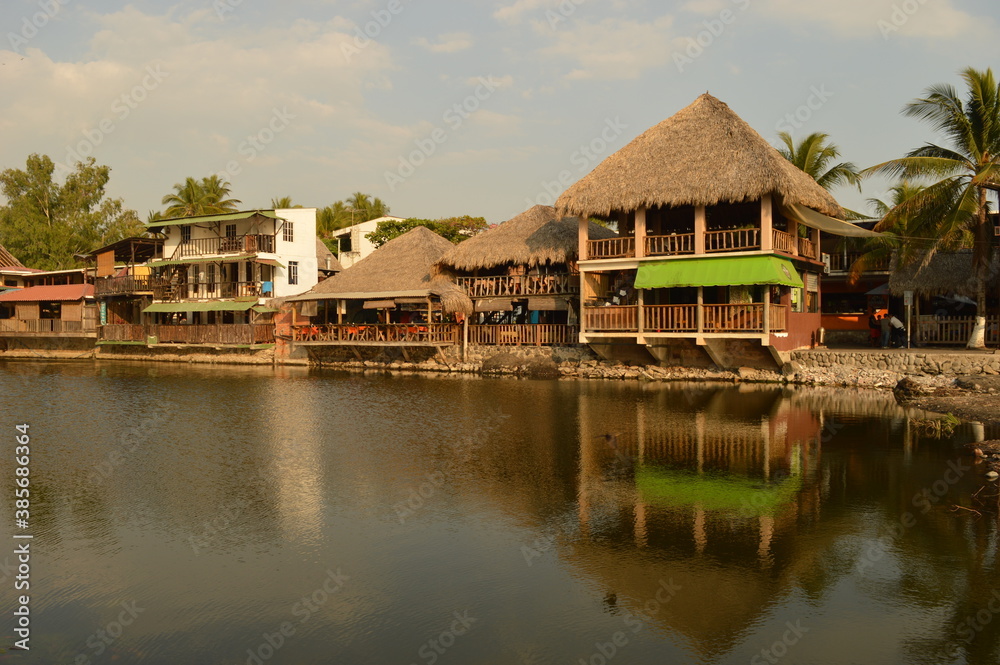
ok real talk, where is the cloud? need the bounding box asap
[755,0,990,40]
[492,0,552,25]
[412,32,474,53]
[539,15,679,81]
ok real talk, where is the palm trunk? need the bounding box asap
[967,187,990,350]
[967,277,987,349]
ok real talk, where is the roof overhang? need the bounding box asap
[143,300,257,313]
[146,210,281,230]
[782,204,880,238]
[287,289,435,302]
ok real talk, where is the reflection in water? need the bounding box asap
[2,361,999,664]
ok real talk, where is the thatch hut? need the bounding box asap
[434,204,616,275]
[889,251,1000,298]
[556,93,844,222]
[288,225,472,324]
[315,237,343,279]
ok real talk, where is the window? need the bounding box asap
[181,226,192,243]
[207,263,216,286]
[225,224,237,238]
[288,261,298,285]
[283,221,294,242]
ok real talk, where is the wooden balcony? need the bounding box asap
[468,324,578,346]
[152,280,268,301]
[827,253,890,274]
[772,229,795,254]
[798,237,819,260]
[705,228,760,252]
[100,323,274,345]
[94,274,153,296]
[171,234,275,259]
[587,237,635,259]
[583,304,789,334]
[583,305,639,331]
[643,305,697,331]
[291,323,460,345]
[457,274,577,298]
[0,319,97,336]
[645,234,696,257]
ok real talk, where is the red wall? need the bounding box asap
[771,312,822,351]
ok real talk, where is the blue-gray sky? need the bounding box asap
[1,0,997,223]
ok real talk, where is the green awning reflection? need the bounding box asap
[636,466,802,516]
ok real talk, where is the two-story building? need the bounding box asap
[328,215,405,269]
[99,208,318,348]
[557,93,878,369]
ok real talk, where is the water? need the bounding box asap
[1,361,999,665]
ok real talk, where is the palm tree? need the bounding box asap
[161,176,241,218]
[345,191,390,222]
[271,196,301,209]
[864,67,1000,348]
[777,131,862,192]
[847,182,925,284]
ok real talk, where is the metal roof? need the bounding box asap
[143,300,258,313]
[146,210,281,229]
[0,283,94,302]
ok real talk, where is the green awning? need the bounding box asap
[143,301,258,313]
[252,305,279,313]
[146,210,280,229]
[634,256,803,289]
[148,254,258,268]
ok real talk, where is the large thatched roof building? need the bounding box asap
[434,205,616,275]
[556,93,845,222]
[289,226,472,314]
[889,251,1000,297]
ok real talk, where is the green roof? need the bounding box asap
[143,300,258,313]
[146,210,280,229]
[634,255,803,289]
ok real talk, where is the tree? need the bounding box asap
[365,216,487,247]
[345,191,390,222]
[847,182,926,284]
[160,176,241,218]
[777,131,863,191]
[0,154,143,270]
[864,67,1000,348]
[271,196,302,209]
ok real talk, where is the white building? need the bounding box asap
[330,216,405,269]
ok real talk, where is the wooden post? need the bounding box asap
[760,195,773,252]
[694,205,706,254]
[462,316,469,362]
[763,287,771,336]
[578,216,589,262]
[637,287,645,336]
[337,299,344,324]
[634,206,646,259]
[697,286,704,334]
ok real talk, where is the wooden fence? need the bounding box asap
[913,316,1000,346]
[0,319,97,334]
[583,305,639,331]
[705,228,760,252]
[583,304,789,333]
[643,305,697,331]
[468,324,578,346]
[100,324,273,345]
[587,237,635,259]
[645,234,695,257]
[291,324,460,345]
[94,275,152,296]
[457,274,577,297]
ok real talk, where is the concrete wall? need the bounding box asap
[792,350,1000,375]
[272,208,318,298]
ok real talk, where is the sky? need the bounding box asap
[0,0,997,224]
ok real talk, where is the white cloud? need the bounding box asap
[464,74,514,88]
[539,15,680,81]
[755,0,990,40]
[413,32,474,53]
[492,0,552,25]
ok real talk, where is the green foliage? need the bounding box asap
[321,237,340,256]
[365,216,488,248]
[270,196,302,209]
[777,131,862,191]
[317,193,392,236]
[0,154,144,270]
[159,175,241,218]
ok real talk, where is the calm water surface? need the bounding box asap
[2,361,999,665]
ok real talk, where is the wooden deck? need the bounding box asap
[583,304,789,333]
[290,324,460,346]
[468,324,578,346]
[100,323,274,345]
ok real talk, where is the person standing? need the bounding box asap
[880,314,892,349]
[889,314,906,347]
[868,309,880,347]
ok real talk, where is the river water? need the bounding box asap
[2,361,999,665]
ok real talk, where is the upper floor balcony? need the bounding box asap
[170,234,275,260]
[826,252,890,275]
[586,228,820,262]
[94,274,153,297]
[456,273,578,298]
[152,279,272,301]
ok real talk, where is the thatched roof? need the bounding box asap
[315,237,343,273]
[0,243,24,268]
[291,226,472,314]
[889,251,1000,297]
[556,93,844,220]
[434,205,617,274]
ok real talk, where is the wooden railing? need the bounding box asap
[828,253,890,273]
[704,304,765,331]
[468,324,578,346]
[772,229,795,254]
[769,304,788,332]
[152,281,268,301]
[705,228,760,252]
[587,237,634,259]
[583,305,638,331]
[291,324,460,345]
[798,237,819,260]
[0,319,97,334]
[94,274,153,296]
[100,324,274,345]
[645,234,695,257]
[643,305,697,331]
[171,235,275,259]
[457,274,577,298]
[914,316,1000,346]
